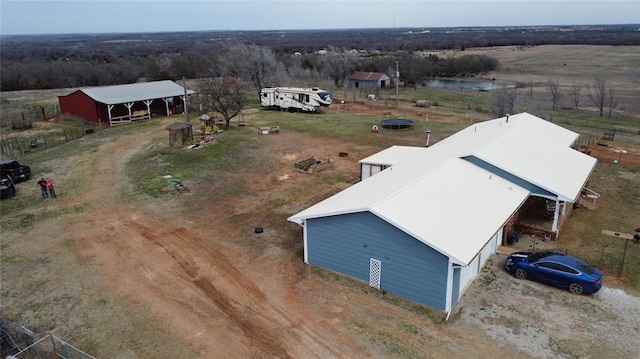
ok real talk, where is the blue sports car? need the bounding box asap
[505,251,603,295]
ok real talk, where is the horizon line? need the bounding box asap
[2,23,638,37]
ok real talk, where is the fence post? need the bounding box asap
[618,239,629,277]
[63,129,68,142]
[5,142,11,158]
[18,141,25,155]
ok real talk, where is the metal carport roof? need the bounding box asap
[79,80,196,105]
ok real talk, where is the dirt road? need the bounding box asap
[47,124,373,358]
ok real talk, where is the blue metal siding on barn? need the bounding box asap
[306,211,449,310]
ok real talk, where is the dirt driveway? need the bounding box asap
[42,124,373,358]
[3,108,640,358]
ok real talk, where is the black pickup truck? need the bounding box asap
[0,159,31,182]
[0,177,15,199]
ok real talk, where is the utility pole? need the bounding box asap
[183,77,190,124]
[395,61,399,108]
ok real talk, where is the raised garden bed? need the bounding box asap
[294,157,333,173]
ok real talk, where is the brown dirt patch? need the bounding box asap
[583,140,640,168]
[328,100,466,124]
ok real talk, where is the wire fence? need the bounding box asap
[0,101,105,159]
[565,247,619,277]
[10,334,96,359]
[0,318,96,359]
[0,122,102,158]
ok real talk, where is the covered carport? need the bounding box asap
[58,80,196,126]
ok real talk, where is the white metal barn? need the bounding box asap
[289,113,597,315]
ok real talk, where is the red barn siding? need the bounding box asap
[59,91,101,122]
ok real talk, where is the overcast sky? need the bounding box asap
[1,0,639,35]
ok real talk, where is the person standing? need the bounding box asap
[46,178,56,198]
[37,178,48,198]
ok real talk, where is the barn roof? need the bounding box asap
[73,80,196,105]
[371,159,530,265]
[289,113,597,265]
[349,71,389,81]
[359,113,596,202]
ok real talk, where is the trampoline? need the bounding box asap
[379,118,415,129]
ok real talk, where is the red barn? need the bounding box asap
[58,80,196,126]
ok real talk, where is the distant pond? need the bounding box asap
[423,79,506,91]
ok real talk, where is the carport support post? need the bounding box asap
[107,104,115,126]
[143,100,153,119]
[183,77,190,124]
[125,102,134,119]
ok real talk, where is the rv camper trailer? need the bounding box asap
[260,87,332,112]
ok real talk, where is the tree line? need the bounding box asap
[0,44,499,92]
[3,24,638,91]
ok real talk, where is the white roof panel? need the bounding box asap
[79,80,196,105]
[474,134,596,202]
[359,145,429,166]
[288,164,417,223]
[371,159,530,265]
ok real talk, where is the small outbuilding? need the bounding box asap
[166,122,193,146]
[58,80,196,126]
[348,72,390,90]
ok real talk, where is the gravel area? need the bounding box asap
[452,254,640,359]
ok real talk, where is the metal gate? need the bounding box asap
[369,258,382,290]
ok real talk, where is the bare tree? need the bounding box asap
[606,87,618,118]
[528,95,541,117]
[318,46,360,87]
[589,73,608,117]
[490,85,517,117]
[198,77,247,130]
[588,73,619,118]
[219,43,288,98]
[548,78,562,110]
[286,54,321,79]
[569,81,583,109]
